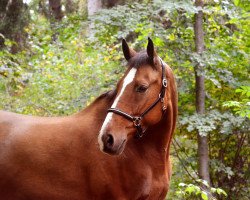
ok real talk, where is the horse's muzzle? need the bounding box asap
[101,133,126,155]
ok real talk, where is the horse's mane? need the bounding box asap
[92,90,117,104]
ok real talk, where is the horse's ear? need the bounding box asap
[122,39,136,61]
[147,37,160,67]
[147,37,157,60]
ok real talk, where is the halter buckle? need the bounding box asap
[159,93,165,102]
[162,79,167,88]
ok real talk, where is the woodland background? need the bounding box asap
[0,0,249,199]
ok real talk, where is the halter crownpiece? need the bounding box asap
[107,58,167,139]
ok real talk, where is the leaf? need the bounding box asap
[216,188,227,196]
[234,0,240,6]
[185,186,195,194]
[201,191,208,200]
[211,188,216,193]
[178,183,186,187]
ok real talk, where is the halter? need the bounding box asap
[107,59,167,138]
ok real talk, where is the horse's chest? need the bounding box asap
[125,172,168,200]
[87,162,166,200]
[149,175,169,200]
[111,164,168,200]
[146,171,169,200]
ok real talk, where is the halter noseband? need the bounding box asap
[107,59,167,138]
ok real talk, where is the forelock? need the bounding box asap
[128,51,152,68]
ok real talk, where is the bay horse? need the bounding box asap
[0,38,177,200]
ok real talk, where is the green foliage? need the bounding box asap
[180,110,247,136]
[176,179,227,200]
[223,86,250,118]
[0,36,34,110]
[0,13,122,115]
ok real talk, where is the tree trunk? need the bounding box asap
[38,0,50,18]
[194,0,211,185]
[49,0,63,20]
[87,0,102,16]
[65,0,75,14]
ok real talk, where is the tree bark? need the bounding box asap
[65,0,75,14]
[87,0,102,16]
[194,0,211,185]
[49,0,63,20]
[39,0,50,18]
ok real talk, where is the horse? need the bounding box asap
[0,38,177,200]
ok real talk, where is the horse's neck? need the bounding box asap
[142,71,177,161]
[145,105,175,158]
[159,66,177,157]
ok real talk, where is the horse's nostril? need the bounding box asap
[106,134,114,148]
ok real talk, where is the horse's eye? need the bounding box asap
[136,85,148,93]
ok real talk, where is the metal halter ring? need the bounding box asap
[162,79,168,87]
[133,117,141,127]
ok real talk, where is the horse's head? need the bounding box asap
[98,38,168,155]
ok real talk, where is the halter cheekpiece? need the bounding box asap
[107,59,167,139]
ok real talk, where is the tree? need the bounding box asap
[49,0,63,20]
[65,0,75,14]
[87,0,102,16]
[194,0,210,185]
